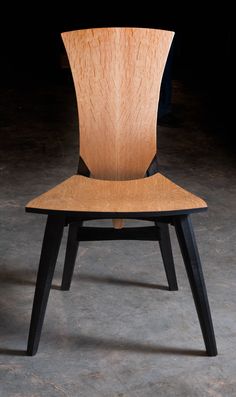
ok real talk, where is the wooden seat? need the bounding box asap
[26,27,217,357]
[26,173,207,215]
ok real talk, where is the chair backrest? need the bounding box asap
[62,27,174,180]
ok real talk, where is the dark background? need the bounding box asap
[0,5,233,144]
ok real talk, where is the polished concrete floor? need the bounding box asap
[0,79,236,396]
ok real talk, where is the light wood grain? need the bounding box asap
[112,219,124,229]
[26,173,207,214]
[62,27,174,180]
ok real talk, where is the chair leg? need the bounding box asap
[27,215,64,356]
[174,215,217,356]
[156,221,178,291]
[61,221,82,291]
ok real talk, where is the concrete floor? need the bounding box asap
[0,78,236,396]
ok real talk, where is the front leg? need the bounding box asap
[27,214,65,356]
[174,215,217,356]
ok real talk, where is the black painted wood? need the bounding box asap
[74,226,160,241]
[174,215,217,356]
[156,221,178,291]
[77,156,90,177]
[61,221,82,291]
[26,210,217,356]
[64,216,173,225]
[26,207,207,217]
[27,215,65,356]
[146,154,159,176]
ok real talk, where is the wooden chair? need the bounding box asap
[26,27,217,356]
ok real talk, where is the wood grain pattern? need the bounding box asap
[112,219,124,229]
[61,27,174,180]
[26,173,207,214]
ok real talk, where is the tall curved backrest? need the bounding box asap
[62,27,174,181]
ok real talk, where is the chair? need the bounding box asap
[26,27,217,356]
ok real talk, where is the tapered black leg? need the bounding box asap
[61,221,82,291]
[156,221,178,291]
[174,215,217,356]
[27,215,65,356]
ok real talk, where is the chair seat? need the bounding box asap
[26,173,207,215]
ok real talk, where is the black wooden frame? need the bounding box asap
[26,211,217,357]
